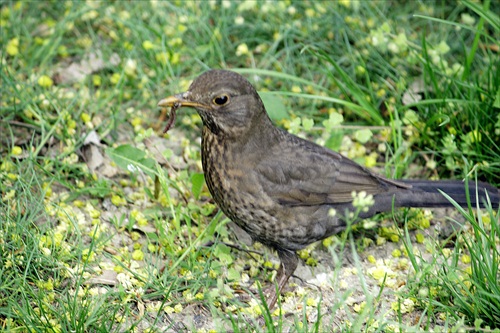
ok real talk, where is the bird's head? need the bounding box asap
[158,70,269,137]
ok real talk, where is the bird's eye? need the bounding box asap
[213,94,229,106]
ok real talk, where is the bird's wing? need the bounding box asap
[255,135,409,206]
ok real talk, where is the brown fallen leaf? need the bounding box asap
[402,78,427,105]
[81,130,119,178]
[86,270,118,286]
[54,50,120,84]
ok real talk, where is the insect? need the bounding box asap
[162,102,179,133]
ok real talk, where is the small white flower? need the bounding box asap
[234,16,244,25]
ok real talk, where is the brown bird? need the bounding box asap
[158,69,500,309]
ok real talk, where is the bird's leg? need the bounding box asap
[265,249,298,310]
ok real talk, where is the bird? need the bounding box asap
[158,69,500,309]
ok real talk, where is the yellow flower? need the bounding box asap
[123,41,133,51]
[322,236,334,247]
[11,146,22,155]
[236,43,249,56]
[82,248,95,261]
[442,248,452,258]
[109,30,118,41]
[142,40,155,50]
[130,231,140,241]
[306,297,318,307]
[466,130,481,143]
[305,8,315,17]
[132,249,144,261]
[398,298,415,313]
[391,249,402,257]
[119,10,131,20]
[170,53,180,65]
[110,73,121,85]
[92,75,101,86]
[339,0,350,7]
[111,194,126,206]
[415,233,425,244]
[88,207,101,219]
[376,89,386,98]
[137,216,148,226]
[38,75,54,88]
[37,279,54,291]
[7,173,18,180]
[306,257,317,266]
[369,266,386,280]
[67,118,76,130]
[364,153,377,168]
[130,117,142,127]
[353,301,366,313]
[155,52,169,65]
[461,254,471,264]
[390,234,399,243]
[82,9,99,20]
[114,314,125,323]
[3,190,16,201]
[167,37,182,47]
[376,236,386,246]
[147,243,157,252]
[124,59,137,76]
[57,45,69,57]
[263,260,274,269]
[6,37,19,56]
[80,112,91,123]
[76,36,92,48]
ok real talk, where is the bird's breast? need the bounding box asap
[201,131,256,209]
[200,129,333,251]
[201,130,277,231]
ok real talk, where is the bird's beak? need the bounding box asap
[157,92,205,109]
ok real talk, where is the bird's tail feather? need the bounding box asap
[399,180,500,208]
[360,180,500,217]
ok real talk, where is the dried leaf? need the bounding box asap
[54,50,120,84]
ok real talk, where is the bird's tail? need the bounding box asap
[399,180,500,208]
[361,180,500,217]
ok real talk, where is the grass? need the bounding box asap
[401,182,500,331]
[1,1,499,332]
